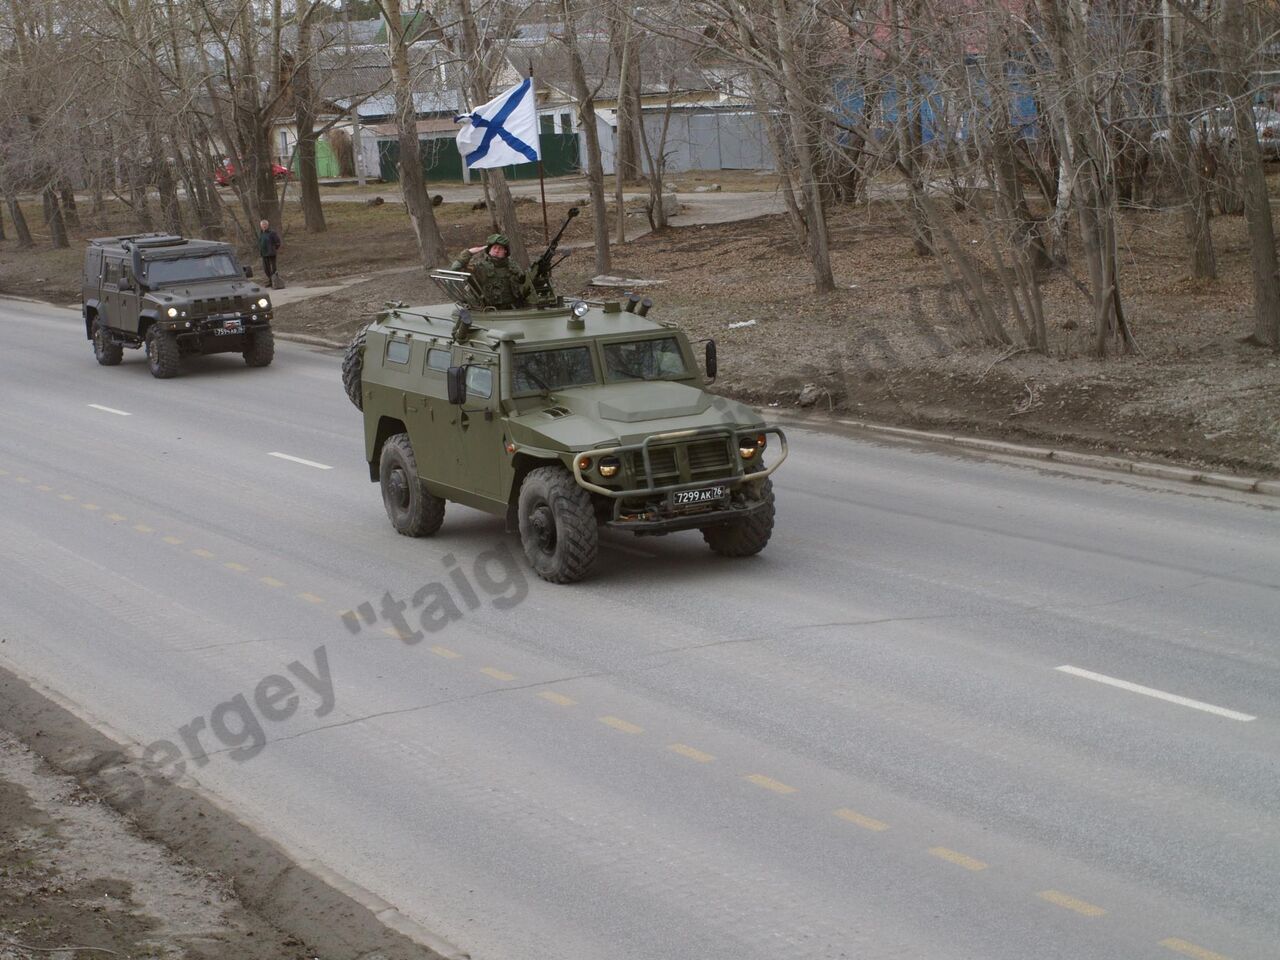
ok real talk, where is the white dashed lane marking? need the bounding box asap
[268,452,333,470]
[88,404,131,416]
[1056,665,1256,722]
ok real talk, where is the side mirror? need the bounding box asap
[704,339,718,382]
[446,365,467,405]
[243,266,253,278]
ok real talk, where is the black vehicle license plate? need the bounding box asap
[216,319,243,335]
[673,485,726,506]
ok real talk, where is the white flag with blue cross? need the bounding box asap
[454,78,541,170]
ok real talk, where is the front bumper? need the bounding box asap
[572,425,786,532]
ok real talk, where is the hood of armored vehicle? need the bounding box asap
[149,278,266,301]
[511,382,763,450]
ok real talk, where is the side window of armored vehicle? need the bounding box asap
[102,258,123,288]
[386,336,412,365]
[465,365,493,399]
[514,346,596,393]
[425,346,452,373]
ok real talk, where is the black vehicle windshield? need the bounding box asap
[514,346,596,392]
[603,337,689,382]
[144,254,240,285]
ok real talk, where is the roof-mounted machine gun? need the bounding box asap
[532,207,579,303]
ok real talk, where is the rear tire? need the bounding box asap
[92,320,123,366]
[518,466,598,583]
[701,478,775,557]
[243,327,275,367]
[145,325,179,379]
[379,433,445,537]
[341,325,368,410]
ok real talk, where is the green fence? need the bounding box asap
[378,131,579,184]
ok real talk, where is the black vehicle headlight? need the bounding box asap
[739,433,766,459]
[598,456,621,478]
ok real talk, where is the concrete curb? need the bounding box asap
[770,411,1280,499]
[276,331,346,349]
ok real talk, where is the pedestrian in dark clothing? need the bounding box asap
[258,219,281,282]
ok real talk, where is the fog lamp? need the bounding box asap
[598,457,621,478]
[166,307,178,318]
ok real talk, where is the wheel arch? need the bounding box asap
[504,452,563,532]
[83,302,100,340]
[368,416,408,482]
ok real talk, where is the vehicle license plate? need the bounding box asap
[673,485,726,506]
[217,319,243,335]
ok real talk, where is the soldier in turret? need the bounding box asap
[450,233,533,309]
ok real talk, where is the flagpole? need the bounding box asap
[531,62,549,243]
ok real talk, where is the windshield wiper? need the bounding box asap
[521,368,554,394]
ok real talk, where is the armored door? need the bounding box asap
[455,350,503,503]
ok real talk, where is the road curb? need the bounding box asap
[276,331,347,349]
[768,411,1280,499]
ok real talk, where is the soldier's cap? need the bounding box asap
[486,233,509,247]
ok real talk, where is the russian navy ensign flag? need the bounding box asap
[455,78,541,169]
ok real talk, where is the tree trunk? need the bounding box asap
[294,8,327,233]
[612,3,641,184]
[8,196,33,247]
[44,187,69,248]
[1220,2,1280,347]
[0,199,6,241]
[560,0,610,274]
[1162,0,1215,279]
[60,187,80,230]
[384,2,446,269]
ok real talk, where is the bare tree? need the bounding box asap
[558,0,611,274]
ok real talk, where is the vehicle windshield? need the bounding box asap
[144,254,240,285]
[603,336,689,381]
[514,346,596,392]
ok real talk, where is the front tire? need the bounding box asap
[701,478,775,557]
[341,325,368,409]
[379,433,445,537]
[518,466,598,583]
[243,327,275,367]
[92,320,123,366]
[145,326,179,379]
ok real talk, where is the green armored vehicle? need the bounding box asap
[342,220,785,584]
[82,234,275,378]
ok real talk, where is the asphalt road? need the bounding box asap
[2,295,1278,960]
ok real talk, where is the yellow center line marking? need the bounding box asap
[480,667,517,682]
[668,743,715,763]
[599,715,644,734]
[81,503,100,511]
[162,536,184,545]
[298,592,326,604]
[106,513,127,522]
[192,548,215,559]
[835,808,890,832]
[16,477,32,485]
[744,774,797,794]
[538,690,575,706]
[223,562,249,573]
[260,576,285,588]
[1160,938,1232,960]
[58,492,74,499]
[430,645,462,660]
[383,626,413,640]
[133,524,154,534]
[0,468,8,475]
[36,484,52,492]
[1037,890,1106,917]
[928,847,988,871]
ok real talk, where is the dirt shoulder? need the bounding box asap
[0,666,450,960]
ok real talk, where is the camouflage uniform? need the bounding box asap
[450,233,533,309]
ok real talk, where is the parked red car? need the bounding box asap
[214,159,290,187]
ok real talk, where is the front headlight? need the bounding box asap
[257,297,270,309]
[598,456,621,478]
[571,300,589,318]
[166,307,178,318]
[739,433,766,459]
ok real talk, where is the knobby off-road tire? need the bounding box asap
[92,320,123,366]
[341,324,368,410]
[379,433,445,537]
[243,327,275,367]
[701,478,775,558]
[145,326,180,379]
[518,465,599,584]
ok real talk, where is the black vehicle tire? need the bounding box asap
[145,325,180,379]
[341,324,368,410]
[379,433,445,537]
[92,320,123,366]
[243,327,275,367]
[518,465,598,584]
[701,478,775,558]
